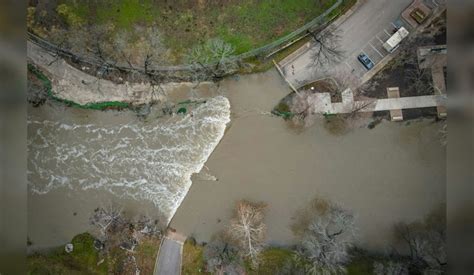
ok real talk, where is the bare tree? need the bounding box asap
[204,236,243,275]
[133,214,162,238]
[88,205,163,274]
[64,26,90,58]
[89,204,125,242]
[88,24,114,64]
[307,27,344,67]
[186,38,237,80]
[227,200,267,267]
[373,261,409,275]
[207,38,236,75]
[137,25,166,74]
[112,29,135,68]
[406,64,433,96]
[109,26,169,89]
[394,205,446,274]
[48,25,69,49]
[292,197,356,274]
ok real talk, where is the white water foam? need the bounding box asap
[27,96,231,223]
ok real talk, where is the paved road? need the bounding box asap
[281,0,414,87]
[155,238,183,275]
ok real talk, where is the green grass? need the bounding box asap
[214,0,336,54]
[95,0,156,28]
[136,241,156,258]
[216,25,254,54]
[28,233,108,275]
[347,258,374,275]
[249,248,295,274]
[52,0,341,63]
[251,247,376,275]
[179,244,378,275]
[134,237,161,274]
[181,240,209,275]
[28,232,161,275]
[62,0,157,28]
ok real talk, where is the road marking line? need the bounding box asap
[384,29,391,37]
[375,35,384,44]
[369,42,384,58]
[390,22,397,29]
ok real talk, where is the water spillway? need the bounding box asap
[27,96,230,223]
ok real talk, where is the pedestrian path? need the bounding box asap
[154,230,187,275]
[306,88,446,118]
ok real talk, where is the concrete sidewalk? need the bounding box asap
[154,237,183,275]
[305,88,446,115]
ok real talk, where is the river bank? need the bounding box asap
[27,41,218,106]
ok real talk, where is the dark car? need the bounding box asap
[357,53,374,70]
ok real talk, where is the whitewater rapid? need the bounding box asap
[27,96,231,223]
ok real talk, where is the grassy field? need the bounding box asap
[28,234,377,274]
[249,247,296,274]
[28,233,160,275]
[180,243,381,274]
[49,0,338,63]
[181,239,209,275]
[28,233,108,274]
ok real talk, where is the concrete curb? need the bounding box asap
[153,237,166,275]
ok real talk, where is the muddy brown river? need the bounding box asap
[28,70,446,251]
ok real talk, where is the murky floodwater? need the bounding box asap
[28,70,445,251]
[170,71,446,251]
[27,96,230,248]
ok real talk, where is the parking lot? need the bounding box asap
[343,19,410,78]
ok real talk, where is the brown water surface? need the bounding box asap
[28,70,446,252]
[171,70,446,250]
